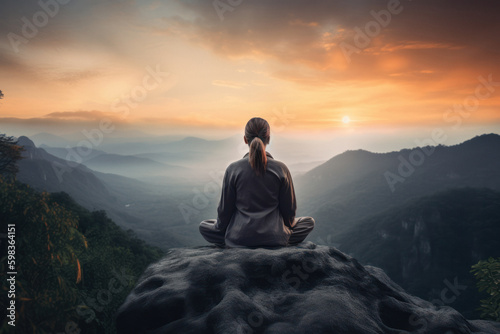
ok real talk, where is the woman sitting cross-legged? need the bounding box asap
[199,117,315,248]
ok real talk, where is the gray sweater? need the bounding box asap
[215,152,297,247]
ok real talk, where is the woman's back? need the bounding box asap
[219,151,296,247]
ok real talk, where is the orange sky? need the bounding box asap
[1,0,499,138]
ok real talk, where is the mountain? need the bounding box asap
[138,136,242,171]
[116,243,500,334]
[336,187,500,318]
[97,135,240,156]
[162,136,238,153]
[30,132,76,147]
[40,145,107,162]
[15,136,188,249]
[296,133,500,241]
[17,136,112,209]
[83,153,186,179]
[79,135,244,176]
[40,145,188,179]
[133,150,212,166]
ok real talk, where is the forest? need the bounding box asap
[0,173,164,333]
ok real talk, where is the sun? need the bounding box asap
[342,116,351,124]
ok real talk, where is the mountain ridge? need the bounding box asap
[296,133,500,239]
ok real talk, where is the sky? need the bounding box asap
[1,0,500,152]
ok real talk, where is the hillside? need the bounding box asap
[296,133,500,241]
[336,187,500,318]
[15,136,188,249]
[0,178,164,333]
[17,136,110,204]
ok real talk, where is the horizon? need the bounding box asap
[8,129,500,170]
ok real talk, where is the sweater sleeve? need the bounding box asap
[215,168,236,231]
[279,166,297,228]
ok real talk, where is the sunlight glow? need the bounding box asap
[342,116,351,124]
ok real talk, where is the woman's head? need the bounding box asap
[244,117,270,175]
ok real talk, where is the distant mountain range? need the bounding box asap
[296,133,500,241]
[85,153,184,177]
[39,136,241,179]
[33,132,333,176]
[39,144,107,162]
[31,132,76,147]
[41,145,186,179]
[16,136,190,249]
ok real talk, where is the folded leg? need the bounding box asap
[288,217,315,245]
[199,219,225,245]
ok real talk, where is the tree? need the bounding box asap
[471,257,500,321]
[0,90,3,99]
[0,134,23,179]
[0,180,87,333]
[0,182,164,333]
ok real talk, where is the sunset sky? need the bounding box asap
[1,0,500,148]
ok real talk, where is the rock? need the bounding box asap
[116,243,500,334]
[17,136,36,148]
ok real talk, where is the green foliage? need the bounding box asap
[0,134,23,180]
[471,257,500,321]
[0,178,164,333]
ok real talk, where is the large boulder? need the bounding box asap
[116,243,500,333]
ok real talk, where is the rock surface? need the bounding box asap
[116,243,500,334]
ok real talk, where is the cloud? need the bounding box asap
[0,52,38,79]
[159,0,500,87]
[43,110,114,121]
[52,69,103,84]
[365,41,464,54]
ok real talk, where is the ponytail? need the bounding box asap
[249,137,267,175]
[244,117,271,176]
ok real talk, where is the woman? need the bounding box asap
[199,117,315,248]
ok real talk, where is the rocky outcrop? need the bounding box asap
[116,243,500,334]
